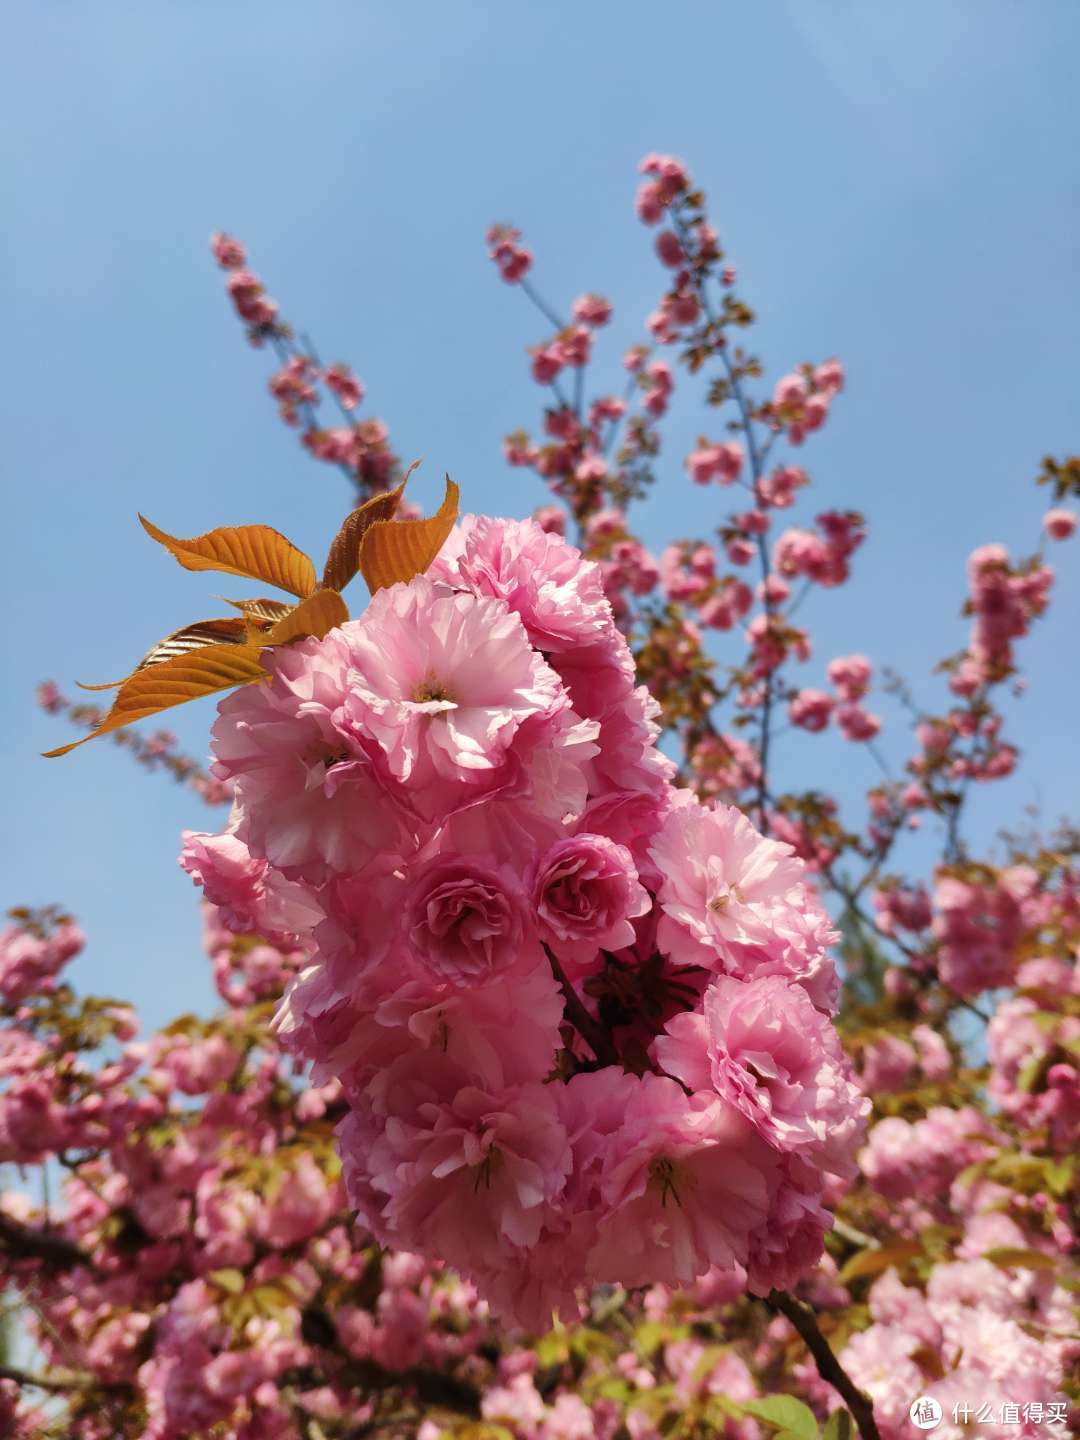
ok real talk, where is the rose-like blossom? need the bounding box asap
[430,515,614,655]
[405,856,536,987]
[532,834,650,974]
[655,974,868,1176]
[179,829,322,946]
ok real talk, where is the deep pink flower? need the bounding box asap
[1043,508,1076,541]
[532,834,651,973]
[405,856,537,987]
[210,231,246,269]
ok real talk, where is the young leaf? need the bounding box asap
[74,618,253,691]
[42,643,267,757]
[742,1395,820,1440]
[838,1239,923,1284]
[139,515,316,598]
[264,589,349,646]
[983,1247,1060,1272]
[222,597,295,623]
[359,475,459,594]
[208,1268,246,1295]
[320,461,421,592]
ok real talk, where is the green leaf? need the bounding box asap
[633,1321,683,1357]
[534,1329,570,1368]
[1045,1157,1075,1198]
[742,1396,820,1440]
[983,1247,1059,1272]
[1016,1056,1046,1093]
[824,1410,853,1440]
[209,1267,246,1294]
[839,1240,922,1284]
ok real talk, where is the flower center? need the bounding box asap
[413,675,455,705]
[708,883,745,914]
[648,1155,689,1208]
[304,740,351,771]
[472,1146,504,1192]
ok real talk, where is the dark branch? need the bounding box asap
[0,1212,98,1274]
[0,1362,127,1395]
[544,944,619,1066]
[767,1291,880,1440]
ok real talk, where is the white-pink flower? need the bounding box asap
[340,576,571,823]
[648,793,808,971]
[211,634,411,881]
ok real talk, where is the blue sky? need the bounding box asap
[4,2,1078,1032]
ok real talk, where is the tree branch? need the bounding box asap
[767,1291,880,1440]
[544,944,619,1066]
[0,1362,123,1395]
[0,1212,98,1274]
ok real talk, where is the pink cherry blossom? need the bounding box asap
[647,793,809,971]
[339,575,571,823]
[1043,507,1076,540]
[532,833,650,973]
[655,973,868,1176]
[211,634,411,881]
[405,856,538,988]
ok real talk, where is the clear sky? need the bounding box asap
[4,2,1078,1033]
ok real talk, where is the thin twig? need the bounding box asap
[831,1216,880,1251]
[0,1362,124,1395]
[518,277,567,333]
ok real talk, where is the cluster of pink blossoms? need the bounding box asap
[182,515,869,1328]
[210,232,400,494]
